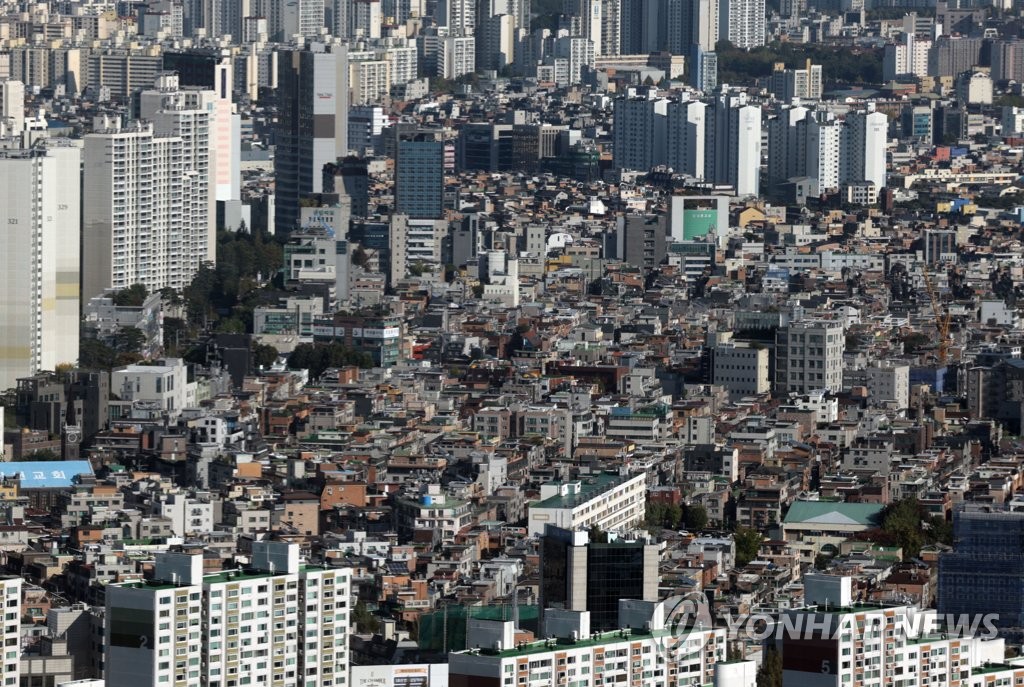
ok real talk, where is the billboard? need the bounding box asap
[683,209,719,240]
[351,665,448,687]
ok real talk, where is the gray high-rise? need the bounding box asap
[274,44,349,235]
[395,130,445,219]
[939,504,1024,637]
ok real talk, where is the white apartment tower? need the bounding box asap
[0,143,81,389]
[841,108,888,191]
[600,0,620,56]
[0,79,25,135]
[105,544,351,687]
[82,118,204,301]
[138,74,218,265]
[719,0,765,48]
[437,0,475,32]
[0,577,21,687]
[439,34,475,78]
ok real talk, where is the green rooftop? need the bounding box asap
[531,472,635,510]
[784,501,883,527]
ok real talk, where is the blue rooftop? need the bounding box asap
[0,461,93,488]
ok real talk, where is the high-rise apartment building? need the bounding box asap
[665,98,707,178]
[992,40,1024,84]
[105,543,351,687]
[600,0,620,56]
[265,0,324,40]
[0,577,21,687]
[395,130,445,219]
[539,525,659,633]
[0,143,80,390]
[707,91,761,196]
[0,79,24,135]
[436,0,475,32]
[782,574,1017,687]
[767,60,823,101]
[840,108,888,191]
[83,118,206,301]
[138,74,218,268]
[438,33,475,78]
[774,320,845,394]
[719,0,764,48]
[274,44,350,235]
[613,96,667,172]
[563,0,602,55]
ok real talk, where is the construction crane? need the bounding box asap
[921,265,952,365]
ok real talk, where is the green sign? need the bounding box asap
[683,209,718,239]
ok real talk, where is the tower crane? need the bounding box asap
[921,265,952,365]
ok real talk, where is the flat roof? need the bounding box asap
[531,472,637,510]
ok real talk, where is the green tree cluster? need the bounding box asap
[183,229,282,331]
[646,502,709,531]
[880,498,952,559]
[111,284,148,307]
[287,343,373,378]
[353,600,381,634]
[716,41,883,85]
[734,526,764,567]
[756,648,783,687]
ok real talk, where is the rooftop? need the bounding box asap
[531,471,637,510]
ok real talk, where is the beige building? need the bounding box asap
[0,142,81,388]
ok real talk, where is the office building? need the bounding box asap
[774,320,845,394]
[712,341,770,399]
[539,524,659,632]
[105,543,351,687]
[265,0,324,40]
[527,470,646,536]
[669,194,727,243]
[0,143,80,390]
[274,45,349,235]
[614,214,668,271]
[324,156,370,217]
[719,0,764,48]
[395,130,445,219]
[939,503,1024,637]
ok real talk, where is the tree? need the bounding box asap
[880,497,951,559]
[756,648,783,687]
[253,343,279,368]
[79,338,117,370]
[112,326,147,355]
[112,283,148,307]
[587,524,609,544]
[352,600,381,635]
[734,527,763,568]
[287,342,373,378]
[352,246,369,268]
[684,504,709,532]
